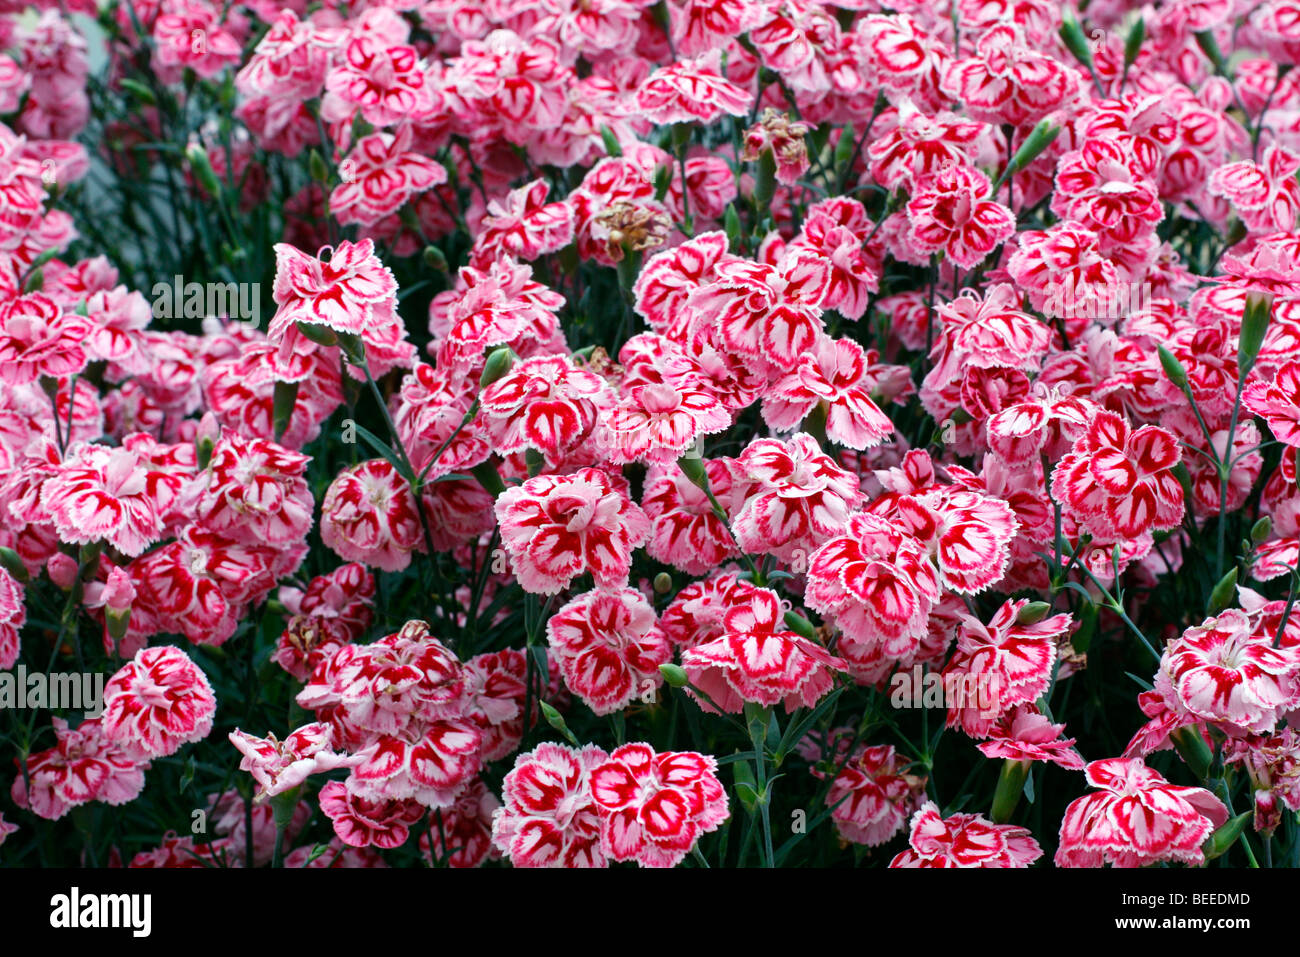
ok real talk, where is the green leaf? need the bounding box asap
[351,422,415,483]
[1208,567,1238,615]
[1203,811,1252,860]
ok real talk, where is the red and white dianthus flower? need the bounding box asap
[546,587,671,716]
[890,800,1042,868]
[494,467,650,595]
[491,742,610,868]
[589,743,729,868]
[320,459,424,573]
[681,587,846,713]
[100,645,217,760]
[1055,758,1228,868]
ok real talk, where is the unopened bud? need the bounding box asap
[783,610,818,641]
[185,141,223,198]
[1015,601,1053,625]
[195,411,220,470]
[1157,343,1189,390]
[295,321,339,348]
[659,663,688,687]
[1124,17,1146,69]
[538,700,578,745]
[1208,567,1238,615]
[423,245,449,272]
[308,149,329,183]
[1202,810,1252,860]
[1007,120,1060,176]
[1059,11,1095,70]
[0,546,29,583]
[478,347,514,389]
[272,380,298,443]
[1251,516,1273,545]
[47,552,78,590]
[1239,291,1274,378]
[676,452,710,492]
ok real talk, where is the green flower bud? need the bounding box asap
[600,124,622,158]
[0,546,29,583]
[1015,601,1053,625]
[1208,567,1238,615]
[294,321,339,348]
[308,149,329,183]
[990,759,1031,824]
[659,663,688,688]
[676,452,711,492]
[1251,516,1273,545]
[478,347,515,389]
[185,142,223,198]
[1124,17,1146,69]
[1171,726,1214,780]
[1202,811,1252,861]
[1059,11,1095,69]
[783,610,818,641]
[1157,343,1189,390]
[272,380,298,442]
[1008,120,1060,175]
[423,245,449,273]
[539,700,579,745]
[1238,291,1273,379]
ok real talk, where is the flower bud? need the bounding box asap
[308,149,329,183]
[724,204,743,249]
[1251,516,1273,545]
[1202,810,1252,860]
[1238,291,1273,378]
[1195,30,1226,74]
[47,552,78,590]
[990,759,1031,824]
[1171,726,1214,780]
[1208,567,1238,615]
[272,380,298,442]
[1124,17,1146,69]
[1059,11,1095,69]
[659,663,688,687]
[185,141,223,198]
[538,700,579,745]
[600,124,622,158]
[1157,343,1189,390]
[423,245,448,272]
[653,572,673,595]
[478,347,514,389]
[0,547,29,583]
[295,321,338,347]
[120,78,157,105]
[1253,789,1281,839]
[783,610,818,641]
[1007,120,1060,176]
[195,411,220,470]
[336,332,366,366]
[676,452,711,492]
[1015,601,1053,625]
[102,565,136,614]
